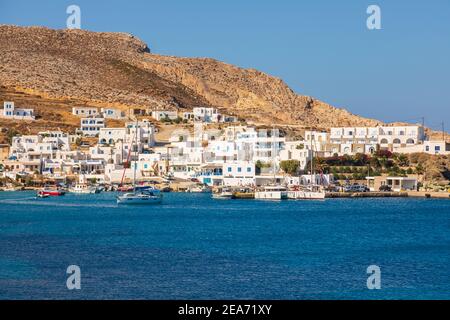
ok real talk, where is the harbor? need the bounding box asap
[0,190,449,299]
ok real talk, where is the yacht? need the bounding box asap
[117,187,162,205]
[116,118,163,205]
[255,185,288,200]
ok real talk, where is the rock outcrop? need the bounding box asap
[0,25,381,129]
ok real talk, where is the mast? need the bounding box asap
[133,118,138,192]
[310,127,314,185]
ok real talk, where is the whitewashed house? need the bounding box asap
[151,110,178,121]
[1,102,35,120]
[80,117,105,137]
[101,108,126,120]
[72,107,99,117]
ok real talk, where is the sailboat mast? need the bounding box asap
[310,127,314,185]
[133,118,138,192]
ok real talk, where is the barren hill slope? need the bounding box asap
[0,25,381,131]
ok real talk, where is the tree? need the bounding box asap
[280,160,300,175]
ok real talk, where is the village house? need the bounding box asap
[100,108,126,120]
[79,117,106,137]
[1,102,35,120]
[151,110,178,121]
[72,107,99,117]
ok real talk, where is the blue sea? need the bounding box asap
[0,191,449,300]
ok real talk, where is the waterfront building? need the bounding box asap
[366,175,419,192]
[1,102,35,120]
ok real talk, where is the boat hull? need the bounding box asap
[38,190,65,196]
[288,191,326,200]
[255,191,288,200]
[116,194,162,205]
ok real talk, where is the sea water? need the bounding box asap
[0,191,449,300]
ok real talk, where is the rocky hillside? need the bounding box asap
[0,25,381,131]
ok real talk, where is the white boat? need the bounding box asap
[116,118,163,206]
[288,185,326,200]
[117,188,163,205]
[69,183,100,194]
[212,187,233,199]
[255,185,288,200]
[188,185,211,193]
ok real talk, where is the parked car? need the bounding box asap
[344,184,369,193]
[379,185,392,192]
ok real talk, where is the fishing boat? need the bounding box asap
[69,183,101,194]
[255,185,288,200]
[212,187,233,199]
[232,187,255,199]
[116,118,163,205]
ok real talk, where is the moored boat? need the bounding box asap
[212,187,233,199]
[37,188,66,197]
[288,185,326,200]
[255,185,288,200]
[69,183,101,194]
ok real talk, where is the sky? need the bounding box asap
[0,0,449,131]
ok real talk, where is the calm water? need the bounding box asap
[0,191,449,300]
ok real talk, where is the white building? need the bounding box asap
[279,141,312,171]
[393,140,450,155]
[151,110,178,121]
[1,102,35,120]
[101,108,126,120]
[222,161,255,187]
[329,125,424,155]
[72,107,99,117]
[80,117,105,137]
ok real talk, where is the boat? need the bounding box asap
[37,188,66,197]
[288,185,326,200]
[116,118,163,205]
[117,187,163,205]
[36,192,49,198]
[188,184,211,193]
[69,183,101,194]
[255,185,288,200]
[232,188,255,199]
[212,187,233,199]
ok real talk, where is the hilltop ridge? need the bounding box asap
[0,25,382,132]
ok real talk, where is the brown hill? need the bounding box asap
[0,25,381,133]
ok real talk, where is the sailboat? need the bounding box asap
[288,129,326,200]
[116,119,163,205]
[255,127,288,200]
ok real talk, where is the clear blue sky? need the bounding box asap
[1,0,449,131]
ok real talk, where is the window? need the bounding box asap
[426,146,430,152]
[227,167,232,173]
[435,146,441,151]
[247,167,252,173]
[237,167,242,173]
